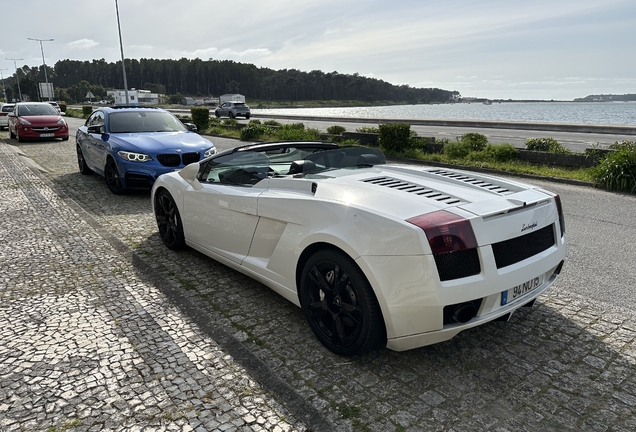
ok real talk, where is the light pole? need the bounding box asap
[0,68,7,102]
[27,37,54,101]
[115,0,129,105]
[6,58,23,101]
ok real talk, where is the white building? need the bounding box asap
[107,89,164,106]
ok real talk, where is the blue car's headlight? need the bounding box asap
[117,151,153,162]
[203,146,217,158]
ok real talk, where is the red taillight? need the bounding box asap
[0,113,7,116]
[538,189,565,236]
[407,210,478,254]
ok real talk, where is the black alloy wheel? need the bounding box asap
[104,158,125,194]
[300,249,386,356]
[154,190,185,250]
[76,144,93,175]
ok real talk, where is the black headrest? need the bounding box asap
[288,159,317,175]
[357,154,382,166]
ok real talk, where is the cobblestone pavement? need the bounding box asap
[2,133,636,432]
[0,142,311,431]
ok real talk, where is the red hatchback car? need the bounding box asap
[8,102,69,142]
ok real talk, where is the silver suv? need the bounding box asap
[214,101,250,119]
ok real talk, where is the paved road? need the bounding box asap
[2,124,636,431]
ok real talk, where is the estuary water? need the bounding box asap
[253,101,636,126]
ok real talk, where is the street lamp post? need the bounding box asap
[115,0,130,105]
[6,58,23,102]
[27,37,54,101]
[0,68,7,102]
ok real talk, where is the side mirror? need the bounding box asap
[87,124,105,134]
[184,123,198,133]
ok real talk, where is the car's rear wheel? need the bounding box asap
[228,112,234,119]
[299,249,386,356]
[246,114,251,120]
[76,144,93,175]
[104,158,125,194]
[154,189,185,250]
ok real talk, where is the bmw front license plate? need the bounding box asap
[501,276,543,306]
[39,133,54,137]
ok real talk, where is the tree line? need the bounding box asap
[2,57,460,105]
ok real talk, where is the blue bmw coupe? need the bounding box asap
[76,106,216,194]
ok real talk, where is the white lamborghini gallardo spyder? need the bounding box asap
[152,141,566,356]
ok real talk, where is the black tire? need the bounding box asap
[228,111,234,119]
[154,189,185,250]
[17,129,24,142]
[76,144,93,175]
[245,114,251,120]
[215,111,220,118]
[62,136,69,141]
[9,128,16,139]
[299,249,386,356]
[104,158,125,194]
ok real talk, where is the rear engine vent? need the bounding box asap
[435,249,481,281]
[362,176,465,205]
[492,224,555,268]
[427,169,513,195]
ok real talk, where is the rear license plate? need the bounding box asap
[39,133,54,137]
[501,276,543,306]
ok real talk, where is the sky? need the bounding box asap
[1,0,635,101]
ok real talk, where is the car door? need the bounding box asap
[78,111,107,173]
[182,151,270,264]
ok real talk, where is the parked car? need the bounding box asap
[0,103,15,130]
[214,101,250,119]
[8,102,69,141]
[76,106,216,194]
[151,141,566,356]
[48,101,64,115]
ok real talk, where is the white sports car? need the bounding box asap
[151,141,566,356]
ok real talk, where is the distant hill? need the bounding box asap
[574,94,636,102]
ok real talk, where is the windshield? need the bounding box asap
[17,104,59,116]
[199,146,386,186]
[108,111,187,133]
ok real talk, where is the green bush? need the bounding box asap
[190,107,210,131]
[460,133,488,151]
[443,141,473,159]
[525,137,568,153]
[240,124,264,141]
[277,124,320,141]
[327,125,346,135]
[590,146,636,193]
[82,106,93,117]
[248,119,262,125]
[223,118,238,127]
[378,123,413,152]
[609,140,636,151]
[483,143,518,162]
[356,126,380,134]
[263,119,282,127]
[339,139,361,147]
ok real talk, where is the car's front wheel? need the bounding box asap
[76,144,93,175]
[154,189,185,250]
[215,111,220,118]
[9,128,16,139]
[16,129,24,142]
[104,158,125,194]
[299,249,386,356]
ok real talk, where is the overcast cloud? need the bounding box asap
[2,0,634,100]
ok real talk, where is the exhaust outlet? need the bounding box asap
[452,303,477,323]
